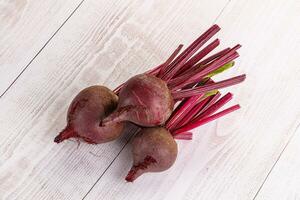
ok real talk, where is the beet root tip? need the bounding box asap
[125,167,139,182]
[54,126,76,143]
[54,135,63,143]
[125,156,157,182]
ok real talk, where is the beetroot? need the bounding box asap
[54,86,124,144]
[103,74,174,127]
[125,127,178,182]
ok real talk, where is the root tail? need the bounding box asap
[54,125,77,143]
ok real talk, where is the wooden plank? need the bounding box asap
[84,0,300,199]
[0,0,84,96]
[255,126,300,200]
[0,0,227,199]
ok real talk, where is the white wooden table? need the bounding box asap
[0,0,299,199]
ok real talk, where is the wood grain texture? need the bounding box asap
[0,0,83,96]
[255,127,300,200]
[84,0,300,199]
[0,0,228,199]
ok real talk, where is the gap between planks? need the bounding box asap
[0,0,86,98]
[79,1,232,198]
[81,132,136,200]
[252,122,300,200]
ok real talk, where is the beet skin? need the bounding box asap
[103,74,174,127]
[54,86,124,144]
[126,127,178,182]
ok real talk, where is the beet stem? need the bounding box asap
[193,92,233,121]
[171,46,241,90]
[173,104,241,135]
[199,47,231,66]
[175,93,218,129]
[161,25,221,81]
[173,38,220,77]
[174,132,193,140]
[157,44,184,77]
[172,74,246,100]
[168,47,234,89]
[166,94,204,130]
[172,47,231,84]
[191,92,221,121]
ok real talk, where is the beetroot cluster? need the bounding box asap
[54,24,246,182]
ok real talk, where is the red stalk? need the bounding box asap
[168,47,232,88]
[193,92,233,121]
[199,47,230,66]
[174,96,211,128]
[173,132,193,140]
[172,74,246,100]
[171,45,241,90]
[173,104,241,135]
[156,44,184,76]
[192,92,221,120]
[166,94,204,130]
[168,65,205,88]
[160,25,221,81]
[161,25,220,75]
[174,39,220,77]
[174,47,231,82]
[176,92,221,128]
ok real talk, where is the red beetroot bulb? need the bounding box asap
[103,74,174,127]
[54,86,124,144]
[125,127,178,182]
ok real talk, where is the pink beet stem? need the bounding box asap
[174,38,220,77]
[156,44,184,76]
[172,74,246,100]
[175,93,219,128]
[166,94,204,130]
[177,97,211,128]
[171,45,241,90]
[160,25,221,81]
[162,27,220,82]
[192,92,221,120]
[161,24,220,76]
[194,92,233,121]
[168,64,205,88]
[198,47,231,66]
[150,44,184,76]
[173,104,241,135]
[173,132,193,140]
[173,47,231,83]
[168,47,232,88]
